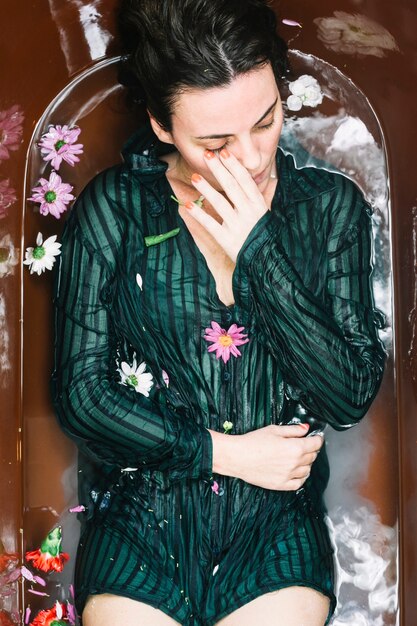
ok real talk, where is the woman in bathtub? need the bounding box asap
[52,1,385,624]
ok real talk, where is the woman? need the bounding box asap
[51,1,386,624]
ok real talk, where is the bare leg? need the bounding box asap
[215,586,330,626]
[82,594,180,626]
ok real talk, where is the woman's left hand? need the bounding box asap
[186,149,269,262]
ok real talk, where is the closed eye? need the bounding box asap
[206,120,276,152]
[257,119,275,132]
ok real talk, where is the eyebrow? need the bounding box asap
[194,97,278,140]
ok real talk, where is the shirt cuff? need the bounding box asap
[168,423,213,484]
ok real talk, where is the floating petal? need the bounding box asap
[282,18,302,27]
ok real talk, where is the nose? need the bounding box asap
[232,135,262,173]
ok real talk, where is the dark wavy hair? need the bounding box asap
[118,0,289,130]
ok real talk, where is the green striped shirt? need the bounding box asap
[52,123,385,496]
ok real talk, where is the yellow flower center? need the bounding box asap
[218,334,233,347]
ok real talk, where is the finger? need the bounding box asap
[292,465,312,480]
[202,149,255,210]
[184,199,226,240]
[301,434,325,454]
[278,424,310,438]
[286,477,307,491]
[218,148,265,204]
[300,451,319,466]
[190,173,235,223]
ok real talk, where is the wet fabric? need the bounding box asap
[51,123,385,625]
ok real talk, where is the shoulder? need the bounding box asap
[279,150,372,233]
[73,164,132,227]
[280,149,364,201]
[63,163,141,254]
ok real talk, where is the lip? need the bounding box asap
[252,166,268,185]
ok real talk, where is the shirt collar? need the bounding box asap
[122,122,177,216]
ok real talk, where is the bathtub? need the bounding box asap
[0,0,415,623]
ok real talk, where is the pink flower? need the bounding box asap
[38,125,83,170]
[162,369,170,387]
[21,565,46,586]
[29,171,75,218]
[210,480,224,496]
[66,601,76,626]
[282,18,302,27]
[69,505,86,513]
[0,179,17,219]
[0,104,24,162]
[204,321,249,363]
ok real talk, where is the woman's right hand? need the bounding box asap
[208,424,324,491]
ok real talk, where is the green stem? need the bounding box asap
[144,228,181,247]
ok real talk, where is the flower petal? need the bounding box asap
[282,18,302,27]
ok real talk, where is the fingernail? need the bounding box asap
[300,423,309,430]
[204,149,216,159]
[185,201,194,210]
[220,148,230,159]
[191,173,202,183]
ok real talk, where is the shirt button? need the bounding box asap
[223,372,231,382]
[224,310,233,323]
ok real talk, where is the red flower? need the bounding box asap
[25,527,69,573]
[0,609,16,626]
[25,549,69,573]
[0,551,18,573]
[30,603,67,626]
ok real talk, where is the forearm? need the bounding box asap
[233,208,385,428]
[208,429,242,477]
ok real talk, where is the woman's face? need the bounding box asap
[150,63,284,196]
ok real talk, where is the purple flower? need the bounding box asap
[0,104,24,162]
[29,171,75,218]
[66,601,76,626]
[38,125,83,170]
[0,179,17,219]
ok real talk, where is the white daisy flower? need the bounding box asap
[287,75,323,111]
[223,421,233,434]
[0,234,19,277]
[119,357,154,397]
[23,232,61,275]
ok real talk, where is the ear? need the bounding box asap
[148,111,174,145]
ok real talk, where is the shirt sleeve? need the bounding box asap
[51,168,212,482]
[232,175,386,430]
